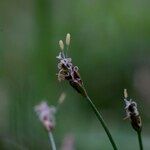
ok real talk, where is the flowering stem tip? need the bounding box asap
[123,89,142,132]
[56,34,118,150]
[123,89,143,150]
[56,33,87,97]
[34,101,57,150]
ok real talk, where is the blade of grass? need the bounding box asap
[137,131,143,150]
[48,132,56,150]
[86,96,118,150]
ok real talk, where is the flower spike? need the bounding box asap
[123,89,142,132]
[34,101,56,132]
[56,34,87,97]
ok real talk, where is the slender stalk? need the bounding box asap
[137,131,143,150]
[48,132,56,150]
[86,96,118,150]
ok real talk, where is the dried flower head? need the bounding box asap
[34,101,56,132]
[56,33,87,97]
[123,89,142,132]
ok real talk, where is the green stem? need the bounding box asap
[137,131,143,150]
[86,96,118,150]
[48,132,56,150]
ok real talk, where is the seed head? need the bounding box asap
[123,89,142,132]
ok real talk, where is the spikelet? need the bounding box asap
[56,34,87,97]
[123,89,142,132]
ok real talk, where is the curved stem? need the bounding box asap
[86,96,118,150]
[137,131,143,150]
[48,132,56,150]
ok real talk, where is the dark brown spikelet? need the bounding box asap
[69,80,87,97]
[123,89,142,132]
[130,115,142,132]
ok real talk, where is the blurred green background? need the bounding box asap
[0,0,150,149]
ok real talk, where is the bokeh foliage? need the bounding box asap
[0,0,150,149]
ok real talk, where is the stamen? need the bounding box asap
[59,40,64,50]
[66,33,71,46]
[124,89,128,98]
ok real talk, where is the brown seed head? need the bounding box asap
[123,89,142,132]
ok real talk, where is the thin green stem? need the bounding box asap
[48,132,56,150]
[86,96,118,150]
[137,131,143,150]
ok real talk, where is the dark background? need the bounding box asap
[0,0,150,149]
